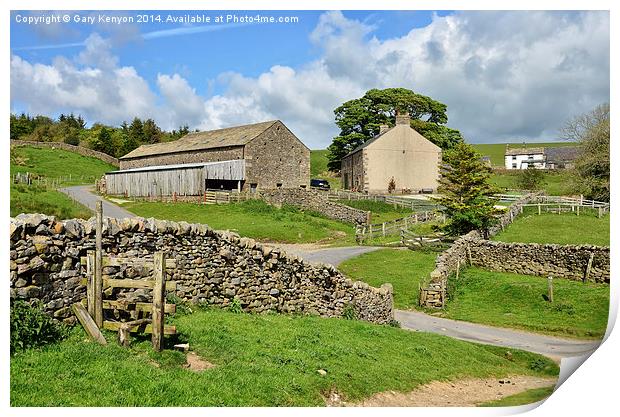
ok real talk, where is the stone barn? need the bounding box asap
[106,120,310,197]
[340,112,442,194]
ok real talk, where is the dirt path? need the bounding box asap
[328,375,557,407]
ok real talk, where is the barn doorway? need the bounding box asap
[205,179,244,191]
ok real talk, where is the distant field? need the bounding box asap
[490,170,574,195]
[124,199,355,245]
[10,146,116,219]
[310,150,341,189]
[492,208,609,246]
[471,142,575,167]
[444,268,609,339]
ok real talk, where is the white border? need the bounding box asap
[2,1,616,417]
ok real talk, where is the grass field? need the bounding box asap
[444,268,609,339]
[10,308,559,406]
[490,170,574,195]
[493,208,609,246]
[10,146,117,219]
[124,199,355,245]
[337,199,413,223]
[10,183,91,219]
[10,146,117,185]
[471,142,575,167]
[310,150,341,190]
[479,386,554,407]
[339,249,437,309]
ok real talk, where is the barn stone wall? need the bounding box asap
[11,140,119,167]
[245,121,310,189]
[259,188,371,225]
[10,214,393,325]
[119,146,244,170]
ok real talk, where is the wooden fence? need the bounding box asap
[355,211,443,242]
[327,189,441,211]
[11,172,100,188]
[400,229,455,250]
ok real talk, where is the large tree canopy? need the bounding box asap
[561,103,610,202]
[326,88,463,172]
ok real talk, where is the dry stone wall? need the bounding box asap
[11,140,119,167]
[260,188,371,225]
[10,214,393,325]
[469,241,609,283]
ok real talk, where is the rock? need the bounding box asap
[10,221,23,241]
[32,235,51,254]
[51,221,64,235]
[14,278,28,288]
[317,369,327,376]
[174,343,190,352]
[269,288,280,296]
[64,219,84,238]
[16,285,40,298]
[15,213,49,229]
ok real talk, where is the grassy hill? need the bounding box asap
[310,150,341,189]
[10,146,117,219]
[471,142,575,167]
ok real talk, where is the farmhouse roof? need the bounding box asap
[504,147,545,156]
[120,120,278,160]
[544,146,581,163]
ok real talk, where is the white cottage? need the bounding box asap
[504,147,546,170]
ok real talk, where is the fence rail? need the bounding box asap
[355,211,443,242]
[327,190,441,211]
[11,172,100,188]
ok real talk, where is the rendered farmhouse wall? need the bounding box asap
[10,214,393,325]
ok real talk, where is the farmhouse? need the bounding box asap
[504,147,546,170]
[106,120,310,197]
[503,146,581,170]
[340,112,441,194]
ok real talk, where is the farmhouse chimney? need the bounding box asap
[379,125,389,134]
[395,110,410,125]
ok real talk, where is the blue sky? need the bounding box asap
[10,10,609,147]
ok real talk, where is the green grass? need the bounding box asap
[10,146,117,186]
[10,183,92,219]
[471,142,575,167]
[337,199,413,223]
[10,146,116,219]
[444,268,609,339]
[10,308,559,406]
[124,199,355,245]
[339,249,437,309]
[493,208,609,246]
[479,386,555,407]
[311,150,341,190]
[490,170,574,195]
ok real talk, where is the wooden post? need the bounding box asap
[598,206,602,218]
[456,259,460,280]
[584,253,594,282]
[152,252,166,351]
[86,251,95,318]
[466,245,473,266]
[382,222,386,237]
[72,303,107,345]
[577,205,580,216]
[538,203,541,215]
[547,276,554,303]
[94,201,103,328]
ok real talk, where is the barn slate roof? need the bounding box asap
[504,147,545,156]
[120,120,278,160]
[544,146,581,163]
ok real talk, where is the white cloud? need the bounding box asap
[10,11,609,147]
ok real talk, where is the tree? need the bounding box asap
[561,103,610,202]
[128,118,145,145]
[90,126,114,155]
[433,143,500,237]
[517,166,545,190]
[142,118,162,144]
[326,88,464,172]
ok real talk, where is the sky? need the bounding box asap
[10,9,610,147]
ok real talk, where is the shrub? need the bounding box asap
[342,303,357,320]
[10,300,69,354]
[228,297,244,314]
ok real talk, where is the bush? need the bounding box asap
[10,300,69,354]
[517,167,545,190]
